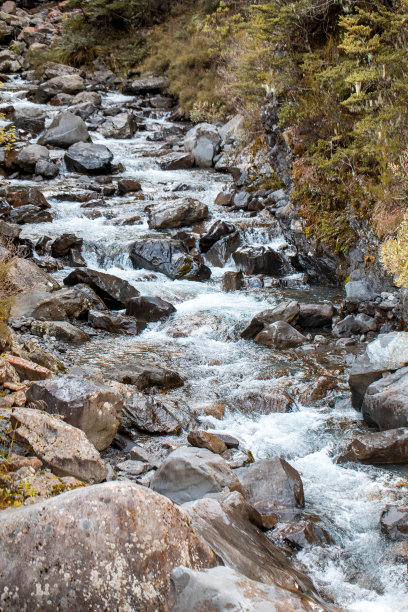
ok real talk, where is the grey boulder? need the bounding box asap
[148,198,209,230]
[362,366,408,429]
[39,111,89,148]
[64,142,113,174]
[254,321,307,349]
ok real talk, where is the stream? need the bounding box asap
[3,76,408,611]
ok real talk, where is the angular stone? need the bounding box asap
[233,246,287,276]
[106,363,183,390]
[235,389,293,414]
[348,332,408,409]
[25,376,123,451]
[125,295,176,322]
[255,321,307,349]
[339,428,408,464]
[11,407,106,483]
[99,112,136,139]
[271,520,331,550]
[30,321,90,345]
[148,198,209,230]
[64,142,113,174]
[187,429,227,454]
[117,179,141,194]
[236,458,305,527]
[122,391,181,435]
[333,313,377,337]
[298,303,334,329]
[124,76,169,94]
[151,446,244,504]
[362,366,408,429]
[158,152,194,170]
[241,301,300,339]
[0,482,216,611]
[3,355,52,382]
[51,233,83,258]
[381,505,408,540]
[88,309,146,335]
[39,111,89,148]
[64,267,139,309]
[199,220,235,253]
[222,270,243,292]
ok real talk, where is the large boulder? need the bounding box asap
[11,144,49,173]
[13,106,46,135]
[233,246,287,275]
[98,112,136,139]
[6,256,60,293]
[147,198,209,230]
[34,74,85,103]
[348,332,408,409]
[3,354,51,382]
[150,446,244,504]
[30,321,91,345]
[51,233,83,258]
[11,407,107,483]
[345,279,378,304]
[158,151,194,170]
[298,303,334,329]
[184,123,221,168]
[338,428,408,464]
[199,220,236,253]
[241,301,299,339]
[10,288,88,321]
[254,321,307,349]
[122,391,181,435]
[0,482,216,611]
[64,142,113,174]
[125,295,176,322]
[64,267,139,309]
[167,565,325,612]
[25,376,123,451]
[124,75,169,94]
[130,238,211,281]
[361,366,408,429]
[39,111,89,148]
[182,493,324,605]
[236,458,304,528]
[332,313,377,338]
[88,309,146,335]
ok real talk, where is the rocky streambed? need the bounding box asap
[0,3,407,610]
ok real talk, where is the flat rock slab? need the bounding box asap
[11,407,106,483]
[4,355,52,381]
[0,482,216,611]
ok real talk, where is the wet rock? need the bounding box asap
[199,220,235,253]
[64,267,139,309]
[50,233,83,257]
[182,493,324,604]
[151,446,244,504]
[338,428,408,464]
[255,321,307,349]
[333,313,377,337]
[10,143,49,173]
[106,363,183,390]
[6,204,52,224]
[271,520,331,550]
[125,295,176,322]
[211,433,239,449]
[184,122,221,168]
[298,303,334,329]
[34,74,85,103]
[35,158,59,179]
[299,375,337,403]
[98,112,136,139]
[0,481,216,611]
[3,355,52,382]
[117,178,141,194]
[158,151,194,170]
[88,309,146,335]
[187,429,228,454]
[235,389,293,414]
[241,301,300,339]
[361,366,408,429]
[130,238,211,281]
[215,191,233,206]
[222,270,243,292]
[73,283,107,311]
[167,565,325,612]
[1,185,50,208]
[148,198,209,230]
[124,75,169,94]
[64,142,113,174]
[13,106,46,135]
[30,320,90,345]
[380,505,408,540]
[233,245,287,276]
[236,457,305,527]
[39,111,89,148]
[11,408,106,483]
[26,375,123,451]
[122,392,181,435]
[348,332,408,409]
[205,232,242,268]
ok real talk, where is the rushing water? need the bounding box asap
[3,76,408,610]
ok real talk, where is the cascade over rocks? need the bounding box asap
[130,238,211,281]
[150,446,244,504]
[25,376,123,451]
[147,198,209,229]
[64,142,113,174]
[39,111,89,148]
[64,267,139,309]
[0,482,216,612]
[348,332,408,409]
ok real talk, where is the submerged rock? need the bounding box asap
[0,482,216,611]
